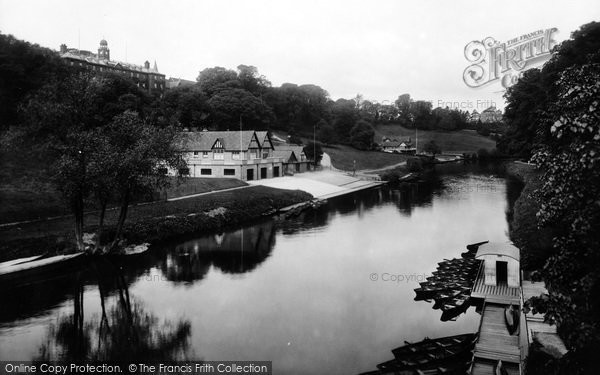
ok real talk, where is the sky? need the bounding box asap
[1,0,599,110]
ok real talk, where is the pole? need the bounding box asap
[240,115,243,160]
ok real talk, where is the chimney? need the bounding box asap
[60,44,67,53]
[144,61,150,69]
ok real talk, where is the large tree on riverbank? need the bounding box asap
[8,73,183,252]
[498,22,600,158]
[526,61,600,373]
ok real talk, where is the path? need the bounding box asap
[248,170,384,199]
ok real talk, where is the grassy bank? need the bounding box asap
[0,186,312,262]
[374,124,497,152]
[162,177,247,199]
[0,155,248,225]
[323,144,408,171]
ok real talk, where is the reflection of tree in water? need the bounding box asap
[389,176,441,215]
[160,221,277,282]
[37,270,191,362]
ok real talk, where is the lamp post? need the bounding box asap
[313,123,316,170]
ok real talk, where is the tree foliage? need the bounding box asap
[349,120,375,150]
[526,61,600,372]
[8,72,183,252]
[423,140,441,156]
[499,21,600,158]
[0,32,76,129]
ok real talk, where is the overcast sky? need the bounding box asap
[1,0,599,110]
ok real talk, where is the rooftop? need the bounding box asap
[61,51,162,75]
[176,130,260,151]
[475,242,520,262]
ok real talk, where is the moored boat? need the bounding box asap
[0,253,85,286]
[504,305,519,335]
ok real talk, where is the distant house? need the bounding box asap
[174,130,283,180]
[380,137,416,154]
[273,145,312,175]
[479,107,503,123]
[468,110,480,123]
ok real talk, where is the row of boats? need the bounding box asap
[360,333,478,375]
[413,244,483,321]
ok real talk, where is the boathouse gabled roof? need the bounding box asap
[475,242,520,262]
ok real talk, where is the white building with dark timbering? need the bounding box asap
[174,130,285,181]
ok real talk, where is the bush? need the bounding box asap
[406,157,424,172]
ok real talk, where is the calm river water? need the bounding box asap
[0,162,519,374]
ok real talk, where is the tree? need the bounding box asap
[13,73,107,250]
[159,85,209,129]
[423,140,441,156]
[264,83,329,132]
[196,67,239,96]
[103,111,184,251]
[349,120,375,150]
[303,141,323,165]
[9,72,182,252]
[499,21,600,158]
[331,99,358,142]
[237,64,271,96]
[526,61,600,371]
[207,88,274,130]
[0,33,76,129]
[410,100,434,129]
[317,119,335,145]
[395,93,412,126]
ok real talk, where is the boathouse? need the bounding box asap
[475,242,520,288]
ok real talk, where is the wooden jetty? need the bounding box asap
[360,242,567,375]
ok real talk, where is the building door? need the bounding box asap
[496,261,508,285]
[260,167,267,179]
[246,169,254,181]
[273,166,279,177]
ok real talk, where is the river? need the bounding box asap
[0,162,519,374]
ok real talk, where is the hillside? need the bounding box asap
[374,124,497,152]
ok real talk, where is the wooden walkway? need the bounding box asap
[473,303,521,363]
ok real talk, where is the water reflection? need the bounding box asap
[36,264,191,361]
[1,162,513,375]
[160,221,277,282]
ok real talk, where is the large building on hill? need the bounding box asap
[175,130,285,181]
[59,39,166,95]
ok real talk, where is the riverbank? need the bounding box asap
[0,186,312,262]
[504,161,555,271]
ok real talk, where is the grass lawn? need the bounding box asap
[0,152,247,224]
[323,144,408,171]
[0,185,310,246]
[163,177,247,199]
[374,124,497,152]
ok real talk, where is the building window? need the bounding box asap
[262,150,270,159]
[200,168,211,176]
[224,169,235,176]
[202,151,209,158]
[193,151,199,157]
[213,149,224,160]
[232,151,240,160]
